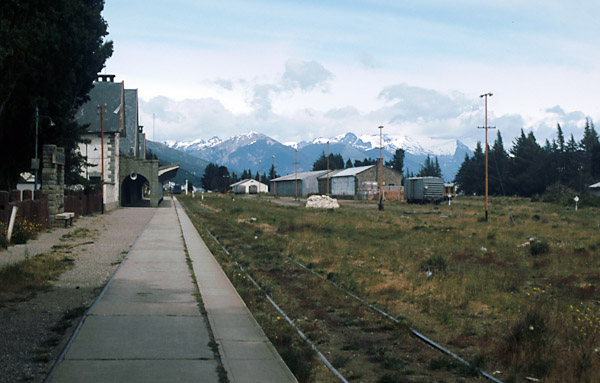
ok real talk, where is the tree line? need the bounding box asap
[201,163,280,192]
[455,120,600,197]
[0,0,113,189]
[311,149,407,173]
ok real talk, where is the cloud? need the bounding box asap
[214,79,233,90]
[324,106,360,119]
[359,51,381,69]
[282,59,333,91]
[378,84,476,121]
[139,96,235,142]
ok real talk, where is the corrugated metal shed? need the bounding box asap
[330,165,375,178]
[271,170,328,196]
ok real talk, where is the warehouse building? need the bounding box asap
[318,165,403,200]
[270,170,328,196]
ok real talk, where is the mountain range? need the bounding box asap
[162,131,473,182]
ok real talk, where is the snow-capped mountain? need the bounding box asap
[164,136,222,151]
[164,131,473,181]
[297,132,429,155]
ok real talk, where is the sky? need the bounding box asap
[102,0,600,153]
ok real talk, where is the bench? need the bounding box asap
[55,212,75,228]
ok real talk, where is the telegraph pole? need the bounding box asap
[98,104,106,214]
[295,148,298,200]
[478,93,495,222]
[272,155,276,196]
[378,126,384,211]
[326,141,330,196]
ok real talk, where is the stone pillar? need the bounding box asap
[41,145,65,226]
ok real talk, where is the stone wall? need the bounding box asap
[41,145,65,225]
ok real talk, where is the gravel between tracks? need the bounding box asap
[0,207,156,383]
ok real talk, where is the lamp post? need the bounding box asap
[326,141,330,196]
[478,93,495,222]
[378,125,384,211]
[34,106,55,190]
[272,155,276,196]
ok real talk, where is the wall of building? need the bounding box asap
[78,133,120,211]
[331,176,355,196]
[119,157,160,207]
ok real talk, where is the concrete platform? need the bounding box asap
[49,202,220,383]
[175,198,298,383]
[48,198,297,383]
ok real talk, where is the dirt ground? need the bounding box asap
[0,207,155,383]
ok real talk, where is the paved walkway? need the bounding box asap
[48,198,296,383]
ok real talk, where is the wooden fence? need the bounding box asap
[0,189,102,231]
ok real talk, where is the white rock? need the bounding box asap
[305,195,340,209]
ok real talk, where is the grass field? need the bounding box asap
[180,194,600,383]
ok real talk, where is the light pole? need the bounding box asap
[34,106,55,191]
[478,93,495,222]
[272,155,276,196]
[326,141,330,196]
[378,126,384,211]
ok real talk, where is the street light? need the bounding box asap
[34,106,55,191]
[478,93,495,222]
[378,125,384,211]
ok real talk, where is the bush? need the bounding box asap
[420,255,448,273]
[530,240,550,256]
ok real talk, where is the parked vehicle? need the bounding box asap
[171,184,182,194]
[404,177,444,204]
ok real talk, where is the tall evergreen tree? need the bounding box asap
[418,154,442,177]
[0,0,113,189]
[384,148,405,173]
[312,152,344,171]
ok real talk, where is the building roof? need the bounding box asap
[75,81,124,134]
[590,182,600,189]
[158,164,179,183]
[330,165,375,178]
[230,178,268,187]
[272,170,328,182]
[317,169,344,180]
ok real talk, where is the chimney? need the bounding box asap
[97,74,116,82]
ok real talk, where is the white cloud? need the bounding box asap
[281,59,333,91]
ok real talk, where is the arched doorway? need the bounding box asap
[121,173,151,207]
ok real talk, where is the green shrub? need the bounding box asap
[420,255,448,273]
[530,240,550,256]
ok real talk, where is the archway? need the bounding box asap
[121,173,151,207]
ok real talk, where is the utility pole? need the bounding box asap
[378,126,384,211]
[98,104,106,214]
[295,148,298,200]
[34,107,39,191]
[478,93,495,222]
[326,141,330,196]
[272,155,276,196]
[153,113,155,142]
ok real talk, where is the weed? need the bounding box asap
[420,254,448,273]
[530,240,550,256]
[331,354,351,368]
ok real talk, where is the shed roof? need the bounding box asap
[75,81,123,134]
[330,165,375,178]
[230,178,268,188]
[272,170,328,182]
[317,169,344,180]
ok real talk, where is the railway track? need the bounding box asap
[196,218,503,383]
